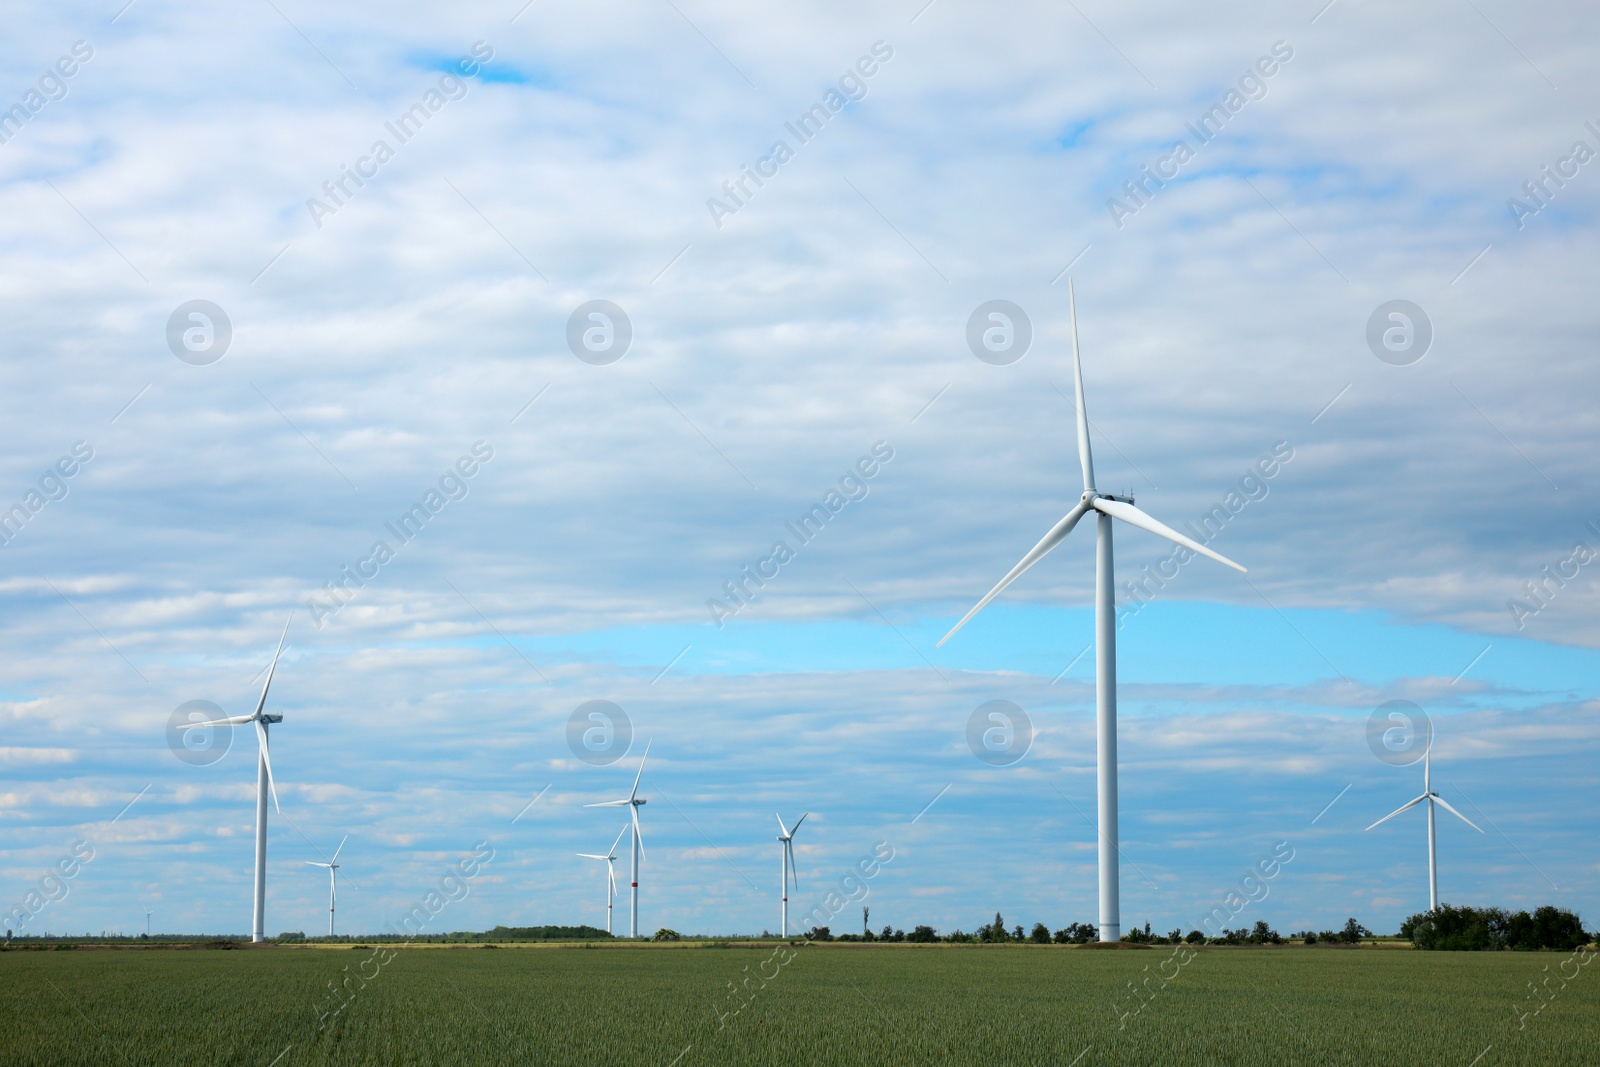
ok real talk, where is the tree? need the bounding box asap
[909,925,937,943]
[1184,930,1204,945]
[810,926,832,942]
[982,912,1006,943]
[1053,922,1097,945]
[1404,904,1590,951]
[1029,922,1051,944]
[1340,918,1371,945]
[1011,924,1025,942]
[880,925,894,942]
[651,928,681,942]
[863,907,870,937]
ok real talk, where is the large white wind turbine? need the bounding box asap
[180,614,293,943]
[938,281,1246,942]
[1365,741,1483,911]
[576,823,629,935]
[305,835,347,937]
[776,812,807,937]
[585,740,651,937]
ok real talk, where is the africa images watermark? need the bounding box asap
[312,840,495,1030]
[1115,440,1294,629]
[706,441,894,627]
[0,40,94,147]
[0,440,94,550]
[1506,120,1600,229]
[1506,519,1600,630]
[306,440,495,628]
[1107,40,1295,229]
[306,41,495,229]
[715,840,896,1032]
[706,41,895,229]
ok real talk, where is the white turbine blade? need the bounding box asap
[627,739,652,802]
[791,812,808,834]
[607,861,617,895]
[255,718,280,814]
[609,822,629,856]
[1364,794,1428,831]
[584,799,630,808]
[178,714,254,729]
[330,835,347,863]
[1091,498,1247,573]
[329,869,337,907]
[937,501,1092,648]
[576,853,610,860]
[306,861,330,868]
[1431,796,1484,833]
[786,839,799,892]
[1068,278,1095,492]
[632,805,646,862]
[251,613,294,720]
[775,813,790,838]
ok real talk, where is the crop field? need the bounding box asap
[1,943,1593,1066]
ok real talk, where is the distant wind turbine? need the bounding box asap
[1366,741,1483,910]
[180,614,293,943]
[585,739,651,937]
[145,908,151,938]
[937,280,1247,942]
[577,823,630,935]
[305,835,348,937]
[776,813,807,937]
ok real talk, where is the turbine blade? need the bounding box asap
[584,800,630,808]
[787,840,799,892]
[1068,278,1095,492]
[607,862,617,895]
[179,715,254,729]
[775,813,790,838]
[576,853,609,859]
[632,805,646,862]
[627,739,652,801]
[251,613,294,720]
[1365,794,1428,831]
[306,861,329,867]
[255,718,280,814]
[609,822,629,856]
[330,835,347,863]
[1091,498,1247,573]
[791,812,807,834]
[1431,796,1484,833]
[937,501,1091,647]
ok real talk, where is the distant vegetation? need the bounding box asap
[1400,905,1590,951]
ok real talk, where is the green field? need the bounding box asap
[1,943,1593,1065]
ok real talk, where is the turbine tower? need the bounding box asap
[1366,741,1483,910]
[776,812,807,937]
[585,740,651,937]
[181,614,293,943]
[938,281,1246,942]
[576,823,629,935]
[305,835,347,937]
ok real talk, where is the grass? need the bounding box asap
[0,942,1593,1065]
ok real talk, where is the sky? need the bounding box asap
[1,0,1597,943]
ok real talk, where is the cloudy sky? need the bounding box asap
[2,0,1596,942]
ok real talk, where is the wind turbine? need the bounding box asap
[576,823,629,935]
[145,908,151,938]
[776,813,807,937]
[179,614,293,943]
[937,280,1246,942]
[585,740,651,937]
[1365,740,1483,910]
[305,835,347,937]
